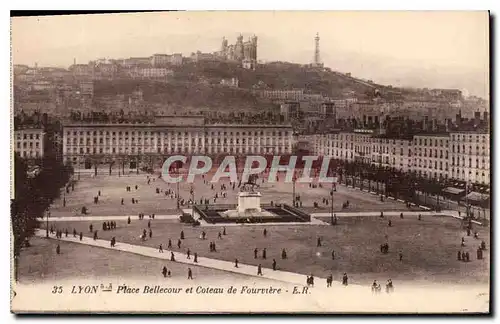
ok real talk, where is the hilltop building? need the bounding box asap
[215,35,258,70]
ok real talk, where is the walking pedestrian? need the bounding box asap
[282,248,287,259]
[188,268,193,280]
[257,264,263,276]
[342,273,348,286]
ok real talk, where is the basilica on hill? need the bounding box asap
[215,35,258,70]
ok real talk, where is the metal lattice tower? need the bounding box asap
[314,33,321,66]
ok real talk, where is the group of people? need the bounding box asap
[161,265,193,280]
[209,241,217,252]
[460,219,488,262]
[50,226,84,242]
[141,228,154,241]
[137,213,154,220]
[372,279,394,294]
[102,221,117,231]
[125,185,138,192]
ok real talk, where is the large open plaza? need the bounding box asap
[49,170,418,217]
[17,237,276,285]
[29,169,489,288]
[39,214,489,287]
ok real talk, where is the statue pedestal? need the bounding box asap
[237,191,262,213]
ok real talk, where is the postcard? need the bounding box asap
[10,11,490,314]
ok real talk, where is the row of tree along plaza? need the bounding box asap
[334,159,489,220]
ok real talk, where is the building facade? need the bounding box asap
[449,131,490,185]
[14,128,46,159]
[218,35,258,65]
[412,134,450,180]
[257,89,305,101]
[62,119,293,170]
[306,130,490,185]
[132,67,174,79]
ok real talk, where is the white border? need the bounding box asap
[2,1,497,323]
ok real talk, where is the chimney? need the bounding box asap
[483,111,489,125]
[474,111,481,125]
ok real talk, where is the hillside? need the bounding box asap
[92,61,389,112]
[93,79,277,112]
[172,60,385,97]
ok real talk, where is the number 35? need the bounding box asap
[51,286,63,294]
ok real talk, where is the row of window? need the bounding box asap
[414,160,448,170]
[452,145,488,153]
[451,134,488,142]
[450,169,487,177]
[16,133,41,140]
[65,130,291,137]
[67,146,291,155]
[66,138,290,145]
[451,157,489,169]
[16,142,40,149]
[414,138,449,147]
[319,143,488,157]
[18,151,41,158]
[319,134,488,147]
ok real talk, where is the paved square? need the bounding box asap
[42,215,490,286]
[50,171,416,217]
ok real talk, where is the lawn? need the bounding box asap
[50,171,415,217]
[41,215,490,286]
[15,237,278,284]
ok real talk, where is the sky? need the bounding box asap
[11,11,490,98]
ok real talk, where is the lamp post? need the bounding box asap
[465,179,471,218]
[45,208,50,238]
[330,180,335,225]
[176,167,180,210]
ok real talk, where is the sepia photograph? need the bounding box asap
[10,11,490,314]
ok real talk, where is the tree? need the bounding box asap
[11,155,39,281]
